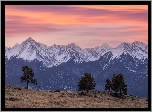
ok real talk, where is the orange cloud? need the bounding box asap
[71,5,148,11]
[5,5,148,48]
[5,5,148,26]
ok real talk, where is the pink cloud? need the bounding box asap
[5,5,148,48]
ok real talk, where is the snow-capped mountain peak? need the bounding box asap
[132,41,148,51]
[102,43,112,47]
[22,37,36,45]
[69,43,77,46]
[12,43,20,49]
[67,43,80,48]
[5,38,148,68]
[27,37,35,41]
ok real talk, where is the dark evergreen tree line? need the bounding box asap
[20,66,127,98]
[78,73,127,97]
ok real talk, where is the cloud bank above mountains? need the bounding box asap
[5,5,148,48]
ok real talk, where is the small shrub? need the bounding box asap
[9,97,18,101]
[54,90,60,92]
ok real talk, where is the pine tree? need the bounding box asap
[111,73,127,96]
[105,79,111,91]
[20,66,37,89]
[105,73,127,97]
[78,73,96,93]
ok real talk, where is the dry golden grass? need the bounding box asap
[5,85,148,108]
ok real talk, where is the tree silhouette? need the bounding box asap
[105,79,111,91]
[20,66,37,89]
[78,73,96,93]
[105,73,127,97]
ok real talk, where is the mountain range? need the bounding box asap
[5,37,148,98]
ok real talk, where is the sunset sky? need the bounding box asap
[5,5,148,48]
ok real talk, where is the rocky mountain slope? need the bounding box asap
[5,37,148,98]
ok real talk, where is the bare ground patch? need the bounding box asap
[5,85,148,108]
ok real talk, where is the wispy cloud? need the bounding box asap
[5,5,148,48]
